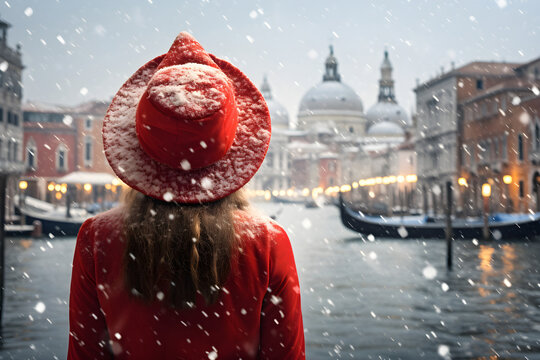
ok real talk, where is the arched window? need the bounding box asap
[502,134,508,161]
[56,144,68,172]
[535,121,540,150]
[26,138,37,170]
[84,136,93,167]
[518,134,524,161]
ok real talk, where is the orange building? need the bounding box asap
[22,100,114,201]
[460,57,540,214]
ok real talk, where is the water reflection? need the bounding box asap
[0,204,538,359]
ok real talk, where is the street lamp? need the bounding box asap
[503,175,513,213]
[458,177,468,187]
[482,183,491,240]
[18,180,28,225]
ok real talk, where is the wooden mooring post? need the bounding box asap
[445,181,453,271]
[0,174,7,328]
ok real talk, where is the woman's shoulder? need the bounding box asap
[233,209,289,245]
[77,206,126,247]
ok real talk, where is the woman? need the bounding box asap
[68,32,305,359]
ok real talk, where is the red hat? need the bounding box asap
[103,32,271,203]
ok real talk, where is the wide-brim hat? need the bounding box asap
[103,32,271,204]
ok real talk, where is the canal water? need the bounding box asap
[0,203,539,359]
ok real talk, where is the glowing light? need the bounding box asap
[279,190,286,197]
[388,176,397,183]
[458,177,468,187]
[286,189,294,197]
[397,175,405,183]
[302,188,310,196]
[105,184,112,190]
[272,190,278,197]
[84,183,92,192]
[112,178,121,186]
[55,192,62,200]
[375,177,382,184]
[18,180,28,190]
[340,185,351,192]
[60,184,67,194]
[264,191,271,201]
[369,191,375,198]
[406,175,418,183]
[503,175,512,185]
[482,183,491,198]
[352,182,358,189]
[48,183,55,192]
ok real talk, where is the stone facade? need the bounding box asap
[0,17,24,219]
[460,58,540,214]
[414,62,519,215]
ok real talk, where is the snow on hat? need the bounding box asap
[103,32,271,203]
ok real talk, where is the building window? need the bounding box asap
[27,148,35,169]
[349,126,354,134]
[431,152,438,168]
[7,111,11,125]
[266,153,274,168]
[480,103,487,117]
[535,67,540,80]
[0,107,3,122]
[328,162,336,172]
[536,122,540,150]
[85,117,92,130]
[519,180,524,198]
[84,137,93,167]
[56,144,68,172]
[476,79,483,90]
[502,134,508,161]
[518,134,524,161]
[501,96,507,112]
[7,140,12,161]
[26,138,37,170]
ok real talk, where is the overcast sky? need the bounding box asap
[3,0,540,124]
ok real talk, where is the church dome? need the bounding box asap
[299,81,364,116]
[260,76,290,128]
[366,102,409,129]
[298,46,363,119]
[367,120,405,137]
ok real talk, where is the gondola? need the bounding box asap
[20,207,87,237]
[338,193,540,240]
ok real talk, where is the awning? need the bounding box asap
[57,171,118,186]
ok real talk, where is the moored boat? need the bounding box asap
[339,194,540,240]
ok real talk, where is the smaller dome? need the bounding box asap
[366,102,410,129]
[266,99,290,128]
[260,76,290,128]
[367,121,405,137]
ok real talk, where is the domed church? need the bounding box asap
[297,46,366,137]
[251,76,297,192]
[366,51,410,129]
[363,50,411,151]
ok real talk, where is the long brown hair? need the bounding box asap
[122,188,248,308]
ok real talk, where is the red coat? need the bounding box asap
[68,207,305,359]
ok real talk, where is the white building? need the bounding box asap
[0,17,24,220]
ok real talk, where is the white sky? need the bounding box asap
[4,0,540,124]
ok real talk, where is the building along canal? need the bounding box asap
[0,203,539,359]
